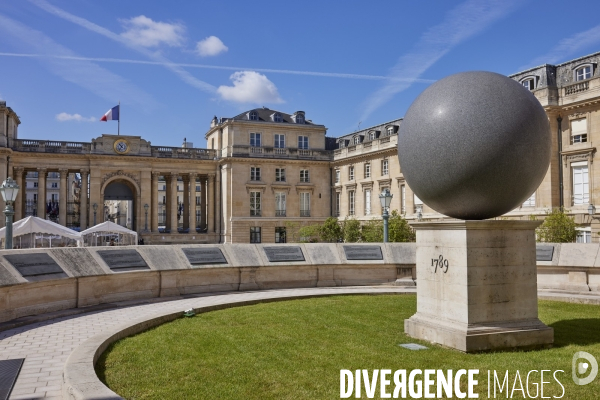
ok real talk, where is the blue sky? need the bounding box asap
[1,0,600,147]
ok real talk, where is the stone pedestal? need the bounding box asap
[405,220,553,353]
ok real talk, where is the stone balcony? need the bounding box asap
[333,134,398,160]
[11,139,217,160]
[229,145,332,161]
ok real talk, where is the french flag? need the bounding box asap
[100,105,119,121]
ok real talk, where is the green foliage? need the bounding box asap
[297,224,321,243]
[342,217,361,243]
[387,210,416,242]
[360,219,383,242]
[319,217,343,242]
[536,208,577,243]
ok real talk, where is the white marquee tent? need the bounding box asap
[0,216,82,248]
[81,221,138,246]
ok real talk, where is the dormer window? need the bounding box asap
[384,126,396,136]
[575,65,592,81]
[353,136,360,145]
[368,131,376,141]
[339,141,346,149]
[273,113,282,122]
[249,111,259,121]
[294,111,305,124]
[521,78,535,91]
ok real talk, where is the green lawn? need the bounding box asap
[97,295,600,399]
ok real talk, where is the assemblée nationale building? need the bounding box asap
[1,52,599,244]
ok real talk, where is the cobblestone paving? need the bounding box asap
[0,287,413,399]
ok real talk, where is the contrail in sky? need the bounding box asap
[360,0,521,122]
[0,52,436,84]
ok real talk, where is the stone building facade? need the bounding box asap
[2,51,600,243]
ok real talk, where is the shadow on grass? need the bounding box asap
[549,318,600,347]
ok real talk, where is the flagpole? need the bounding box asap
[118,100,120,136]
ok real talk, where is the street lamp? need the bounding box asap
[416,205,423,221]
[144,203,149,232]
[92,203,98,225]
[0,177,20,249]
[379,188,393,243]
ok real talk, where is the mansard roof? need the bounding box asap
[224,107,320,126]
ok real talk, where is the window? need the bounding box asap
[51,182,58,188]
[274,134,285,148]
[364,163,371,178]
[349,166,354,180]
[196,185,201,191]
[349,191,355,215]
[339,140,346,149]
[275,227,286,243]
[51,194,58,201]
[521,78,535,90]
[273,113,282,122]
[576,228,591,243]
[576,65,592,81]
[335,192,341,216]
[300,192,310,217]
[400,185,406,214]
[571,118,587,144]
[353,136,360,145]
[382,160,389,176]
[298,136,309,149]
[249,111,259,121]
[295,113,304,124]
[386,126,394,136]
[162,195,166,204]
[33,193,38,202]
[335,169,340,184]
[300,169,310,183]
[162,185,166,191]
[275,192,286,216]
[250,191,261,216]
[368,131,376,141]
[211,138,215,149]
[250,132,261,147]
[34,182,38,188]
[414,194,423,213]
[364,189,372,215]
[196,196,201,205]
[522,192,535,207]
[572,163,589,205]
[250,227,261,243]
[250,167,261,181]
[276,168,286,182]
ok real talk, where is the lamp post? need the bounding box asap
[144,203,149,232]
[92,203,98,225]
[0,177,20,250]
[416,205,423,221]
[379,188,393,243]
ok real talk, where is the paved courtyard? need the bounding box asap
[0,287,416,399]
[1,286,598,399]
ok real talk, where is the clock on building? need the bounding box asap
[113,138,130,155]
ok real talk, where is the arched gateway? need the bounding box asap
[102,180,136,230]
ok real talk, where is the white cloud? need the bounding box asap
[56,112,96,122]
[195,36,228,56]
[360,0,520,122]
[29,0,215,93]
[119,15,185,48]
[217,71,283,104]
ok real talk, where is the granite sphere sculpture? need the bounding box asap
[397,71,551,220]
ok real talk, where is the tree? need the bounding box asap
[361,219,383,242]
[342,217,361,243]
[388,210,416,242]
[297,224,321,242]
[536,208,577,243]
[319,217,343,242]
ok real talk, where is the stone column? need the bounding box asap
[13,167,24,221]
[165,174,171,231]
[200,177,206,230]
[182,175,190,230]
[59,169,68,226]
[37,168,47,219]
[169,173,178,233]
[151,172,160,232]
[80,170,89,230]
[208,174,215,233]
[216,169,221,238]
[189,173,197,232]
